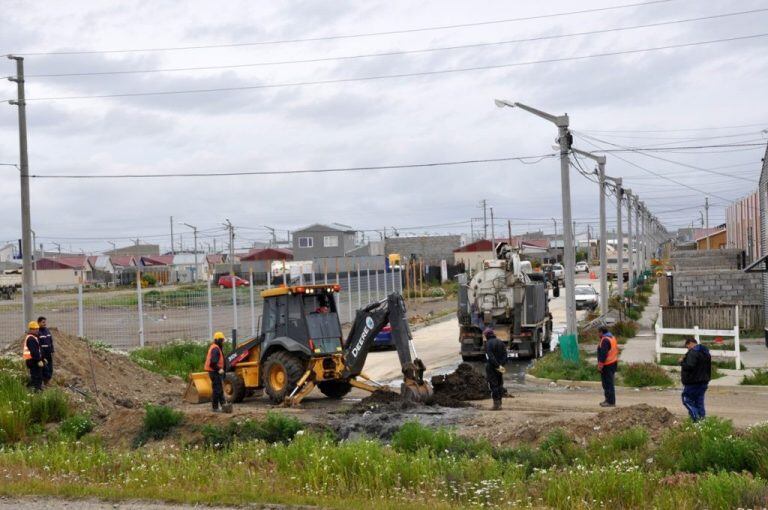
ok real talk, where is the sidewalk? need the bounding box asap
[619,282,659,364]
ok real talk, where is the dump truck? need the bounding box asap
[185,285,431,406]
[457,242,553,360]
[0,271,21,300]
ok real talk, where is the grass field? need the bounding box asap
[529,354,674,387]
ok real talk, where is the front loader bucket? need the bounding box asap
[183,372,212,404]
[400,380,433,404]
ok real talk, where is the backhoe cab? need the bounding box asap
[184,285,432,406]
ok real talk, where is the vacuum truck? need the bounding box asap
[457,242,553,360]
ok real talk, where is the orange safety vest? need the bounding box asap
[204,343,224,372]
[22,334,38,360]
[601,335,619,366]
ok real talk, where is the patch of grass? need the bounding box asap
[620,363,674,387]
[58,413,94,440]
[528,353,601,382]
[742,369,768,386]
[659,354,736,370]
[202,412,303,449]
[134,404,183,446]
[0,372,31,444]
[608,426,649,451]
[130,342,230,378]
[391,421,491,458]
[29,389,70,424]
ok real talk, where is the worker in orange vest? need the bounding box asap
[597,326,619,407]
[205,331,226,413]
[23,321,44,392]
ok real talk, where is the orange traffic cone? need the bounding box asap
[589,271,597,280]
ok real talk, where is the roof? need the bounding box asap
[206,254,225,265]
[141,255,174,266]
[36,256,90,270]
[294,223,355,234]
[110,256,136,267]
[694,227,727,242]
[240,248,293,261]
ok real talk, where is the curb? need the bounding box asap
[525,372,768,394]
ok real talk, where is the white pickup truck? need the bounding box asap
[0,271,22,300]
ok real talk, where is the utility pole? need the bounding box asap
[263,226,277,247]
[181,223,198,281]
[31,230,37,289]
[53,242,61,255]
[480,199,488,239]
[490,206,496,248]
[494,99,577,337]
[571,147,607,313]
[170,216,175,255]
[8,55,33,324]
[552,218,558,239]
[507,220,512,243]
[614,180,624,298]
[705,196,710,250]
[225,219,237,345]
[634,196,641,276]
[626,189,634,288]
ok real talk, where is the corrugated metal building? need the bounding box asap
[727,190,761,263]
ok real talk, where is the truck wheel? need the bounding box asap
[318,380,352,399]
[223,372,246,403]
[263,351,305,404]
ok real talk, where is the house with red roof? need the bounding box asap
[239,248,293,283]
[35,256,93,288]
[453,238,550,274]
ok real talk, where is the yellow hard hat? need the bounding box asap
[213,331,225,340]
[28,321,40,330]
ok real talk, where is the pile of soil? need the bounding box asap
[354,389,418,413]
[431,363,489,401]
[4,328,183,412]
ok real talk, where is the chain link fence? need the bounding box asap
[0,264,402,350]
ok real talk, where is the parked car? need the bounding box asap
[218,275,250,289]
[574,284,599,311]
[551,263,565,287]
[373,324,395,350]
[575,261,590,273]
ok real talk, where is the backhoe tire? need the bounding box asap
[223,372,246,403]
[317,380,352,399]
[263,351,305,404]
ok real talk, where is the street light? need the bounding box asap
[571,147,608,314]
[495,99,577,337]
[179,222,198,282]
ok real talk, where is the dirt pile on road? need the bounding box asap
[355,389,418,412]
[431,363,489,401]
[5,329,183,411]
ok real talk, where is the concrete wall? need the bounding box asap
[385,235,461,265]
[672,269,763,305]
[671,249,742,271]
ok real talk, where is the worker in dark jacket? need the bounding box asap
[680,338,711,421]
[23,321,44,392]
[37,316,54,385]
[484,328,508,411]
[205,331,227,413]
[597,326,619,407]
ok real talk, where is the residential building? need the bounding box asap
[0,243,16,262]
[453,238,549,273]
[105,243,160,258]
[727,190,761,262]
[239,248,293,282]
[385,235,462,265]
[292,223,357,259]
[695,226,727,250]
[171,253,208,283]
[110,256,137,285]
[87,255,115,284]
[35,256,92,288]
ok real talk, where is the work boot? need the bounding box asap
[599,402,615,408]
[492,399,502,411]
[212,407,222,413]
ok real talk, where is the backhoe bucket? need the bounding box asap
[400,380,433,403]
[183,372,212,404]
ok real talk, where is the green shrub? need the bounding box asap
[529,353,600,382]
[613,320,639,339]
[659,354,735,370]
[538,428,582,465]
[136,404,183,445]
[621,363,673,387]
[202,412,303,449]
[656,418,760,475]
[391,421,490,457]
[625,307,642,320]
[58,414,94,440]
[425,286,446,298]
[0,373,31,444]
[742,369,768,386]
[29,389,70,424]
[696,471,768,510]
[609,426,649,451]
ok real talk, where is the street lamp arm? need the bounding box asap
[493,99,568,127]
[570,146,606,165]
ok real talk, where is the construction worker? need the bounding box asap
[597,326,619,407]
[680,338,711,421]
[23,321,44,392]
[484,328,508,411]
[37,316,54,385]
[205,331,227,413]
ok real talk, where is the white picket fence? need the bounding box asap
[654,306,741,370]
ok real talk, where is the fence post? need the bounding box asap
[231,275,238,346]
[206,276,213,341]
[267,259,272,289]
[735,305,742,370]
[693,325,700,343]
[375,263,381,300]
[346,259,352,322]
[366,262,371,304]
[655,307,662,363]
[324,260,328,285]
[77,281,84,338]
[383,260,388,297]
[136,270,145,348]
[249,269,256,336]
[397,264,402,294]
[356,263,362,309]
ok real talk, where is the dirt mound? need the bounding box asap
[4,328,183,411]
[431,363,489,401]
[354,389,418,413]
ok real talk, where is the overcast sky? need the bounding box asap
[1,0,766,254]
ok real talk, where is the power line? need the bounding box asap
[24,8,766,78]
[579,122,768,134]
[29,153,557,179]
[17,32,768,102]
[8,0,676,56]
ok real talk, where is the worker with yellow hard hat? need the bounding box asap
[205,331,227,413]
[22,320,44,392]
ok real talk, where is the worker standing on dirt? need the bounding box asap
[37,316,54,386]
[680,338,711,421]
[597,326,619,407]
[205,332,227,413]
[23,321,44,392]
[484,328,507,411]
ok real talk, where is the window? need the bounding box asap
[298,237,313,248]
[323,235,338,248]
